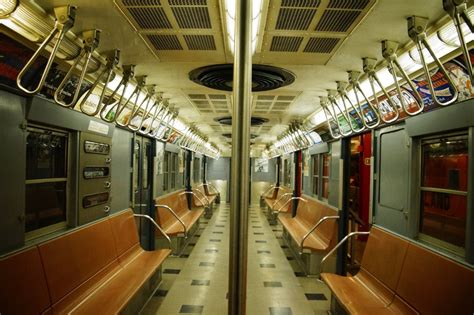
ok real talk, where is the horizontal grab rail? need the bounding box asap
[272,192,293,209]
[275,196,307,214]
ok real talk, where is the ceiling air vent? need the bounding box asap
[127,7,172,29]
[169,0,207,5]
[304,37,340,53]
[281,0,320,7]
[275,8,317,30]
[315,10,361,32]
[147,35,183,50]
[216,117,269,126]
[184,35,216,50]
[122,0,161,6]
[270,36,303,52]
[171,7,212,29]
[189,64,295,92]
[327,0,370,10]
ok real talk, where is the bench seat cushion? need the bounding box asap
[279,213,329,252]
[65,248,171,314]
[163,208,204,236]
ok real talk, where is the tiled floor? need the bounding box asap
[141,203,331,315]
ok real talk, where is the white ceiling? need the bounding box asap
[35,0,447,154]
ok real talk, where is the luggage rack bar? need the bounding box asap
[347,71,381,129]
[382,40,425,116]
[79,49,120,116]
[363,57,400,123]
[54,29,101,108]
[16,5,76,95]
[407,15,459,106]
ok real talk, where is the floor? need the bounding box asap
[142,203,331,315]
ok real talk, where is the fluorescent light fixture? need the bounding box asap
[224,0,263,55]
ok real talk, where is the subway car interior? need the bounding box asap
[1,0,474,314]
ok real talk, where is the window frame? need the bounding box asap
[416,131,469,257]
[311,154,320,197]
[25,125,70,240]
[321,153,330,201]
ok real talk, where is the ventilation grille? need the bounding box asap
[147,35,183,50]
[281,0,320,7]
[276,8,317,30]
[171,7,211,28]
[184,35,216,50]
[128,7,172,29]
[270,36,303,52]
[315,10,361,32]
[304,37,340,53]
[169,0,207,5]
[187,93,232,114]
[327,0,369,9]
[122,0,161,6]
[253,94,298,114]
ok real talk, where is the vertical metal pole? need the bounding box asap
[202,155,207,183]
[336,138,350,275]
[292,151,302,217]
[185,149,192,208]
[228,0,251,313]
[276,156,281,186]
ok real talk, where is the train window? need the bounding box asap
[419,134,468,256]
[322,153,330,200]
[163,151,169,191]
[311,155,319,196]
[25,126,69,236]
[193,157,200,183]
[283,159,291,186]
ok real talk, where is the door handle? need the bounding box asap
[104,206,110,213]
[104,181,111,188]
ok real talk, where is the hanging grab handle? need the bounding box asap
[79,49,120,116]
[99,64,135,123]
[139,93,163,135]
[407,16,459,106]
[348,71,381,129]
[337,81,365,133]
[327,90,352,136]
[161,113,177,142]
[363,57,400,123]
[128,85,156,132]
[17,5,76,95]
[320,97,342,139]
[54,29,101,108]
[115,75,146,127]
[382,40,425,116]
[443,0,474,81]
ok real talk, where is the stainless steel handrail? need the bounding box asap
[348,71,381,129]
[443,0,474,81]
[337,81,366,133]
[186,190,211,208]
[161,113,177,142]
[156,204,188,238]
[115,75,146,127]
[202,183,220,195]
[54,29,100,108]
[17,5,76,95]
[318,231,370,279]
[133,213,171,248]
[408,16,459,106]
[321,97,342,139]
[328,90,354,135]
[382,40,425,116]
[261,185,277,198]
[300,215,339,254]
[363,57,400,123]
[275,196,307,213]
[150,103,169,138]
[99,64,135,123]
[79,49,120,116]
[272,192,293,209]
